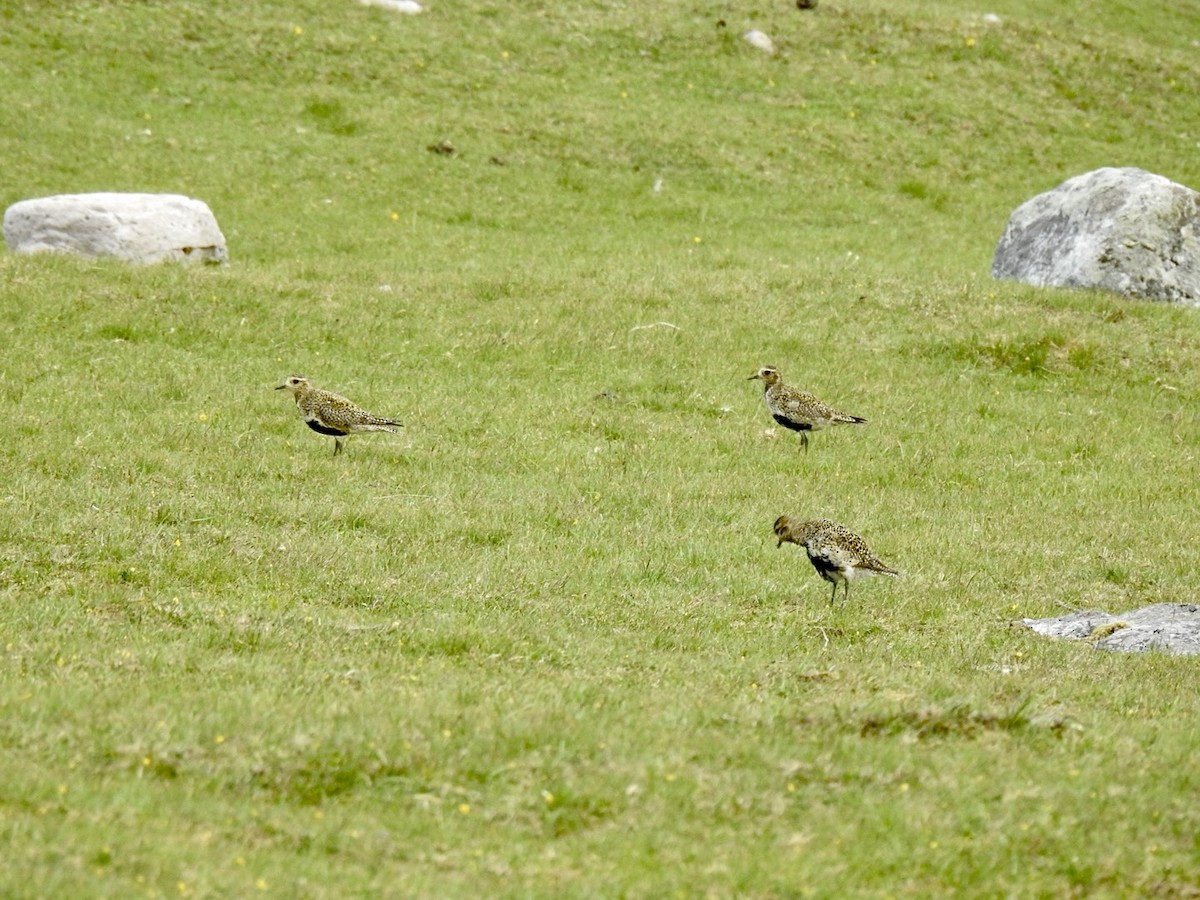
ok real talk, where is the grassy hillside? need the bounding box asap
[1,1,1199,897]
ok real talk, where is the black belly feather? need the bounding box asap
[807,554,842,582]
[772,413,811,432]
[305,419,348,437]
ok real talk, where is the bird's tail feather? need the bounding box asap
[855,561,899,577]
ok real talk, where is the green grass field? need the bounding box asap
[2,1,1200,896]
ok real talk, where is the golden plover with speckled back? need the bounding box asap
[276,374,403,456]
[749,366,866,452]
[773,515,898,604]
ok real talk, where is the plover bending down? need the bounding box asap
[275,374,403,456]
[749,366,865,452]
[773,515,898,604]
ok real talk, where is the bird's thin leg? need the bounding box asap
[801,433,809,454]
[334,438,343,456]
[829,582,836,605]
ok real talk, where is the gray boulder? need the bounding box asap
[3,192,227,265]
[1023,603,1200,656]
[992,167,1200,304]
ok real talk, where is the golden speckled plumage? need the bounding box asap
[749,366,865,452]
[773,515,898,604]
[276,374,403,455]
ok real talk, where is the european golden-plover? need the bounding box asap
[275,374,403,456]
[749,366,866,452]
[773,515,898,604]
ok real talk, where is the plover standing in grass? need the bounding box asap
[276,374,403,456]
[749,366,866,452]
[773,515,898,604]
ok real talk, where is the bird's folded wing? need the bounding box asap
[316,400,359,429]
[783,391,824,414]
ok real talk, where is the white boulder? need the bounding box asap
[3,192,228,265]
[358,0,423,12]
[992,167,1200,304]
[743,30,776,54]
[1023,603,1200,656]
